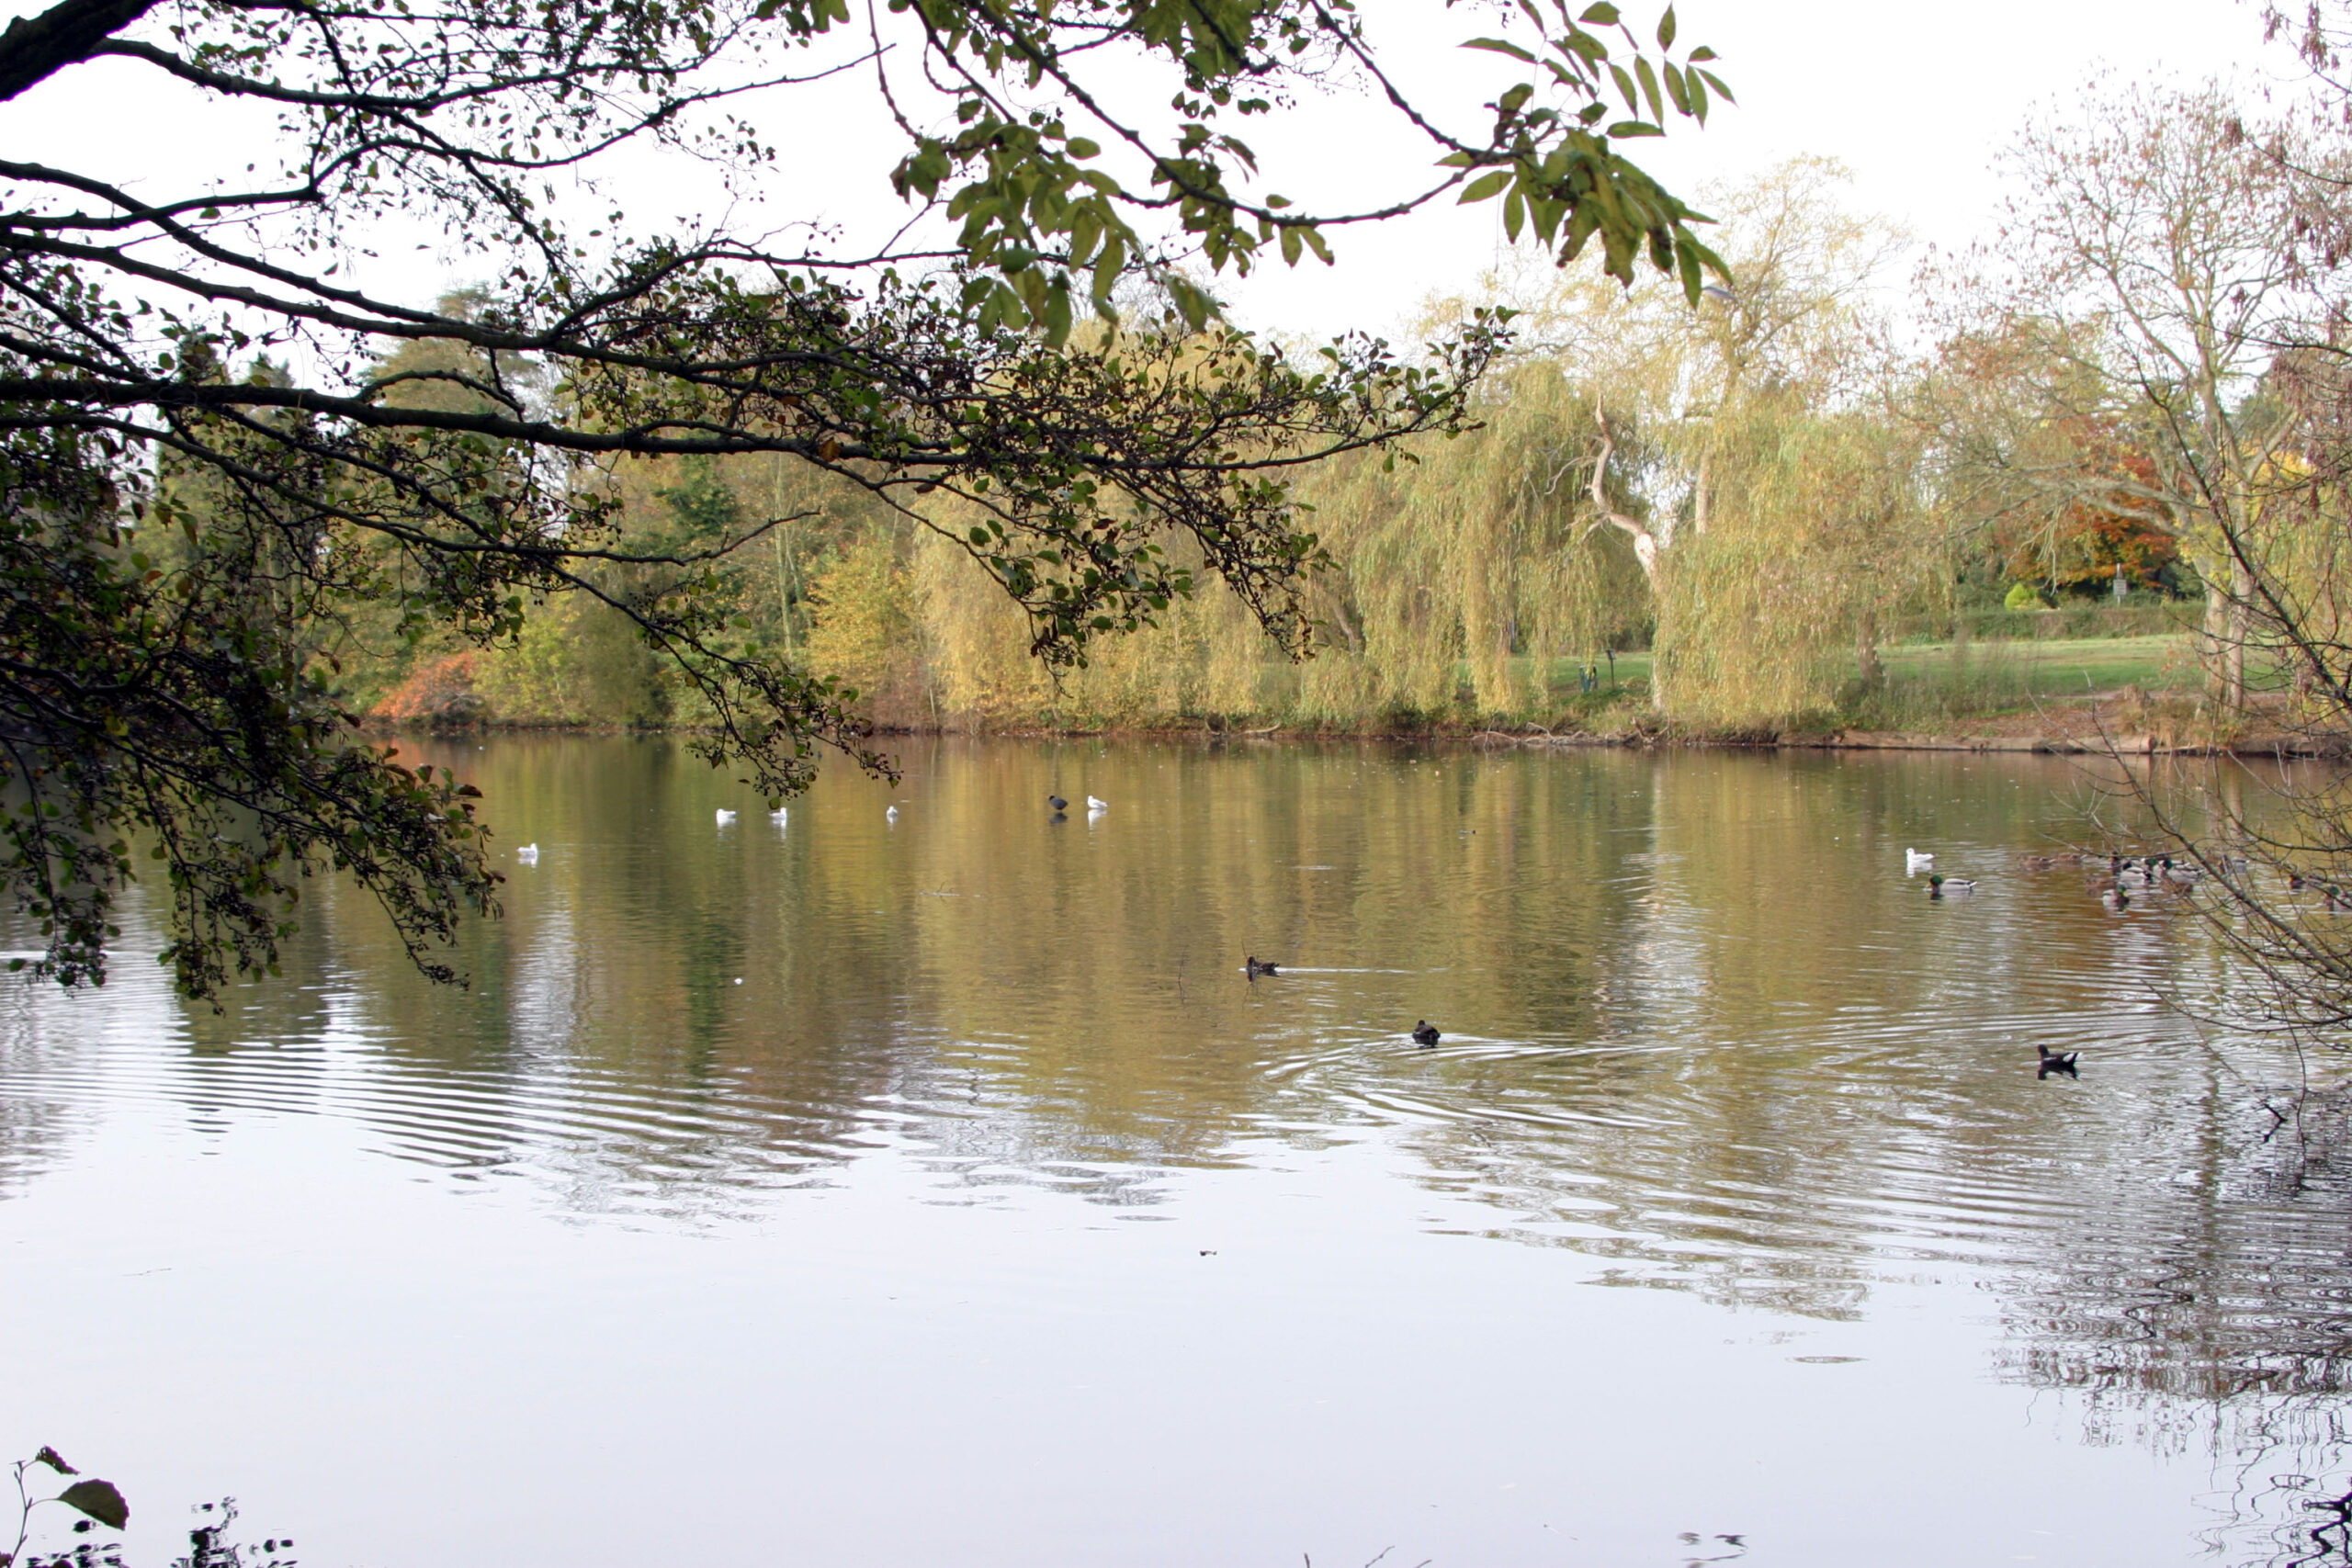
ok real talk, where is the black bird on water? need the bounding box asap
[1047,795,1068,812]
[1411,1021,1441,1047]
[2038,1044,2080,1079]
[1245,956,1281,979]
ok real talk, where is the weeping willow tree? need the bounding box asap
[1490,157,1923,727]
[1651,395,1931,727]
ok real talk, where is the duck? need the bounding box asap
[2017,853,2057,872]
[715,808,737,825]
[1244,956,1280,979]
[1086,795,1109,813]
[1906,848,1935,874]
[769,807,789,826]
[2162,858,2200,887]
[2100,882,2131,911]
[1047,795,1068,812]
[886,805,900,824]
[1411,1020,1441,1047]
[514,842,538,864]
[1928,874,1974,897]
[2037,1044,2081,1079]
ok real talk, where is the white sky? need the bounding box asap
[1213,0,2299,339]
[0,0,2302,345]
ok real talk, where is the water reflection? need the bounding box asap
[3,737,2350,1562]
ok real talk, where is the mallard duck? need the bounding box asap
[1047,795,1068,812]
[2100,882,2131,910]
[1244,956,1280,978]
[1906,848,1935,874]
[2018,853,2057,872]
[2162,858,2201,886]
[1928,874,1975,897]
[1411,1020,1441,1046]
[2037,1044,2080,1078]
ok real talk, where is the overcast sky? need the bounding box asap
[1212,0,2299,339]
[0,0,2302,344]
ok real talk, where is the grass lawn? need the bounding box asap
[1876,634,2201,697]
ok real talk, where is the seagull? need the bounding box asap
[1086,795,1108,813]
[715,808,736,826]
[2037,1044,2080,1079]
[514,843,538,864]
[1905,848,1935,874]
[1047,795,1068,812]
[886,805,899,824]
[1411,1020,1440,1047]
[769,807,789,826]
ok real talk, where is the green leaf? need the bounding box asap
[32,1448,76,1475]
[58,1480,127,1530]
[1458,170,1512,204]
[1657,6,1676,49]
[1065,137,1101,159]
[1461,36,1536,62]
[1578,2,1620,22]
[1664,62,1690,115]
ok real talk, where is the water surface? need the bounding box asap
[3,737,2348,1566]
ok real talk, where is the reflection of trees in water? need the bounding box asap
[1976,1073,2352,1566]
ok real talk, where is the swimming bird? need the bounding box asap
[514,842,538,864]
[1245,956,1280,979]
[1928,874,1974,897]
[1906,848,1934,874]
[715,808,737,825]
[2162,858,2201,887]
[2037,1044,2081,1079]
[770,807,789,826]
[1086,795,1109,812]
[886,805,899,824]
[1411,1020,1440,1047]
[1047,795,1068,812]
[2100,882,2131,910]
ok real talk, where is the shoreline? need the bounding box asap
[370,703,2351,759]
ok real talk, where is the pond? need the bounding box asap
[3,736,2348,1567]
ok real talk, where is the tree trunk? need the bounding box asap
[2202,564,2249,710]
[1856,610,1883,691]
